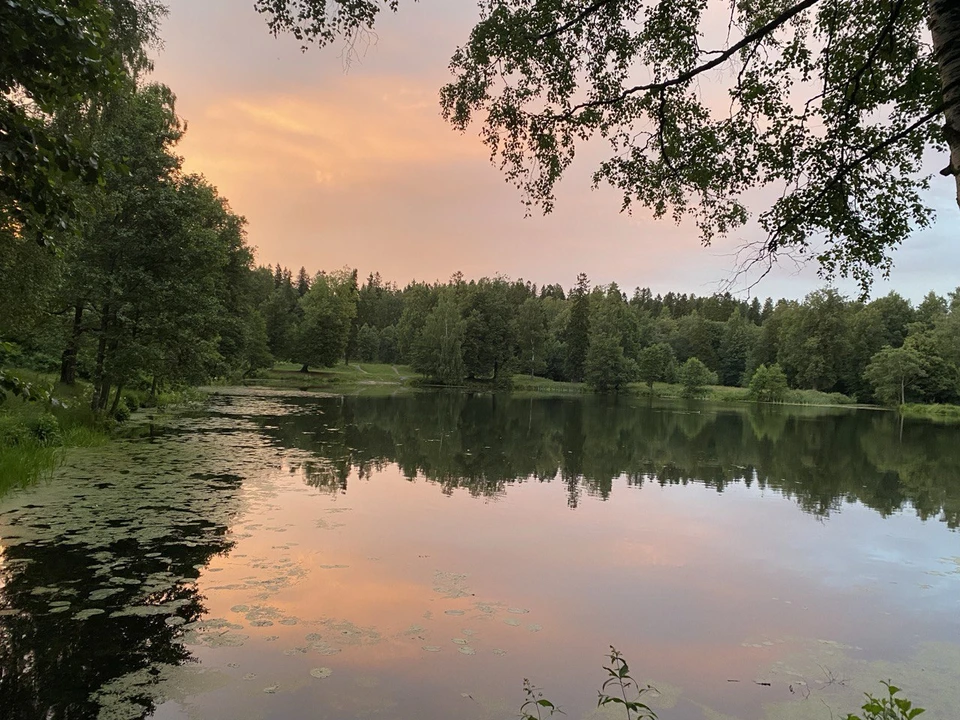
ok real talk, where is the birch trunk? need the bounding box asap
[930,0,960,208]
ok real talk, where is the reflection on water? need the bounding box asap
[0,390,957,720]
[260,392,960,526]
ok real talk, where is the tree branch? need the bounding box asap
[836,0,909,121]
[532,0,619,43]
[768,101,951,249]
[551,0,823,119]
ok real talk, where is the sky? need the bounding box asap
[148,0,958,303]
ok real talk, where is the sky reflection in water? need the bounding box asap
[1,390,958,720]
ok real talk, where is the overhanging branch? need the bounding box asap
[550,0,823,120]
[531,0,619,42]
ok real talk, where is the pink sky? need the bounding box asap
[149,0,957,302]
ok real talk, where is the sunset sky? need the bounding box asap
[149,0,957,302]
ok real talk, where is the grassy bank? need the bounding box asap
[635,381,856,406]
[245,364,862,407]
[243,362,416,391]
[0,369,206,494]
[899,402,960,422]
[0,370,108,493]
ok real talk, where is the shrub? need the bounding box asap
[113,400,131,423]
[748,363,789,403]
[30,414,62,445]
[678,358,716,398]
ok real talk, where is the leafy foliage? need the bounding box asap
[297,269,358,370]
[597,647,658,720]
[865,346,926,405]
[748,363,789,403]
[637,343,676,390]
[0,368,51,405]
[843,682,925,720]
[519,678,564,720]
[679,357,716,398]
[257,0,960,291]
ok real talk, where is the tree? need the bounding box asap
[341,268,361,364]
[378,324,399,363]
[296,269,357,371]
[584,333,635,394]
[295,266,311,297]
[461,278,515,380]
[718,310,755,386]
[258,0,960,291]
[637,343,675,390]
[679,357,716,398]
[1,1,167,245]
[748,363,789,403]
[777,289,854,392]
[564,273,590,381]
[864,346,926,405]
[515,297,549,377]
[356,323,379,362]
[413,290,466,384]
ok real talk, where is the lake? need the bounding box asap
[0,389,958,720]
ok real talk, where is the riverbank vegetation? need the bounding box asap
[237,267,960,410]
[4,2,960,443]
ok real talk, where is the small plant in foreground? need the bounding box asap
[519,678,564,720]
[597,647,658,720]
[519,652,924,720]
[843,682,925,720]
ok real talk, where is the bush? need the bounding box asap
[30,414,62,445]
[112,400,131,423]
[679,357,716,398]
[748,363,789,403]
[0,417,32,448]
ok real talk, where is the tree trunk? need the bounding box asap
[90,306,110,411]
[110,384,124,416]
[59,302,84,385]
[300,364,309,373]
[930,0,960,208]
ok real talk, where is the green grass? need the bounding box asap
[246,362,417,390]
[0,368,125,492]
[511,375,589,395]
[899,402,960,422]
[0,441,60,496]
[248,365,862,407]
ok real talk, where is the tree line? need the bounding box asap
[2,2,271,414]
[251,266,960,405]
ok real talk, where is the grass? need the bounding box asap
[246,364,863,407]
[511,375,589,395]
[0,367,205,493]
[245,362,416,390]
[0,373,113,492]
[899,402,960,422]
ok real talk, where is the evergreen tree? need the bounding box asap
[564,273,590,382]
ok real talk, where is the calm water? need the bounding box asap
[0,389,958,720]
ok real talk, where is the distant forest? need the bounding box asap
[247,265,959,404]
[3,2,957,411]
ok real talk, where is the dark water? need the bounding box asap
[0,389,958,720]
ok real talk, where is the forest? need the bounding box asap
[3,1,960,418]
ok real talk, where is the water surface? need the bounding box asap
[1,390,958,720]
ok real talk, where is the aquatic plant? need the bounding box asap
[519,679,563,720]
[843,682,925,720]
[521,649,925,720]
[596,647,658,720]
